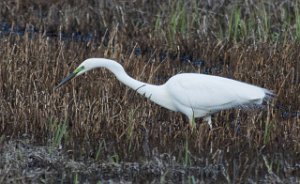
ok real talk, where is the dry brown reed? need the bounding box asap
[0,29,299,159]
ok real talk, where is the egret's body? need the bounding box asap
[56,58,273,128]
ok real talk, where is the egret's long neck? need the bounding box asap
[114,68,149,93]
[97,59,148,92]
[90,58,175,111]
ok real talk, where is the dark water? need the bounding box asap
[0,22,94,42]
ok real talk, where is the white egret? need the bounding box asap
[55,58,273,128]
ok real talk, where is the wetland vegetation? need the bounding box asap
[0,0,299,183]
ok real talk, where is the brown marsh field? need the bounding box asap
[0,0,299,183]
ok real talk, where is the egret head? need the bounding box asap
[55,58,124,89]
[55,60,92,89]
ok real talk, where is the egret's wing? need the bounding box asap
[166,74,265,111]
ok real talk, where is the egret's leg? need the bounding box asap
[204,116,212,129]
[189,117,196,130]
[204,116,213,154]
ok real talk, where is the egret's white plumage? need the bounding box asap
[56,58,273,128]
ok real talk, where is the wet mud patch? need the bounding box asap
[1,140,299,183]
[0,140,224,183]
[0,139,226,183]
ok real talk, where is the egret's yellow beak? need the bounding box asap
[55,66,84,89]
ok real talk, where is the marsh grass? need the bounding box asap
[1,33,299,182]
[51,121,68,148]
[0,0,299,183]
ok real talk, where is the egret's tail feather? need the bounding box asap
[263,89,275,102]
